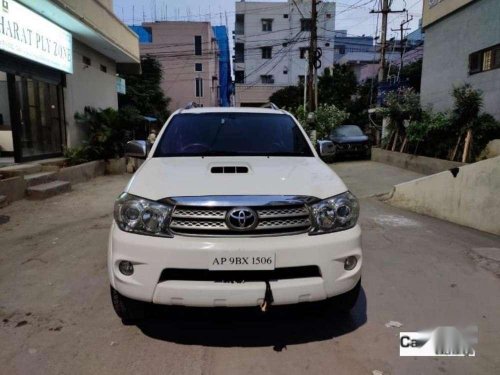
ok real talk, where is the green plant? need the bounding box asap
[380,88,422,151]
[269,85,304,109]
[318,65,358,109]
[63,146,90,166]
[471,114,500,160]
[290,104,348,139]
[74,107,141,161]
[405,111,453,157]
[121,56,171,121]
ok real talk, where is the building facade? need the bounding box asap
[0,0,140,163]
[234,0,336,106]
[333,30,373,63]
[132,21,220,110]
[420,0,500,119]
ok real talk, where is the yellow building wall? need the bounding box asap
[422,0,475,28]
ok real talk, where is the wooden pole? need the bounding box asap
[391,129,399,151]
[462,129,472,163]
[451,134,462,161]
[399,136,407,153]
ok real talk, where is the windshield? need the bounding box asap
[154,113,314,157]
[332,125,364,137]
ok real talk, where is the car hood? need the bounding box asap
[332,135,369,143]
[125,157,348,201]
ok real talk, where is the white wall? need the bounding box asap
[388,156,500,236]
[64,39,118,147]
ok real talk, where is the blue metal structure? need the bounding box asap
[212,26,232,107]
[129,26,152,44]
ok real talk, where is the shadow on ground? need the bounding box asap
[136,289,367,349]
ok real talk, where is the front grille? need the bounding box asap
[159,266,321,282]
[170,205,311,236]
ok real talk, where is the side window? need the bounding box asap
[195,78,203,97]
[262,19,273,32]
[261,47,272,59]
[194,35,202,56]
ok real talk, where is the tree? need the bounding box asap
[347,78,378,128]
[120,56,171,122]
[269,85,304,109]
[293,104,349,139]
[450,84,483,162]
[400,59,422,92]
[380,87,422,152]
[318,65,357,110]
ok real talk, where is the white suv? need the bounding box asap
[109,107,362,321]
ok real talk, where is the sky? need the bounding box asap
[114,0,423,41]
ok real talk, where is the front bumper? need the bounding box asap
[108,223,362,307]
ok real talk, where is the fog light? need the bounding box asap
[119,261,134,276]
[344,256,357,270]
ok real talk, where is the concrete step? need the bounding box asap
[24,171,58,187]
[0,195,7,208]
[26,180,71,200]
[0,163,42,178]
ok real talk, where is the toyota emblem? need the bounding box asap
[226,207,258,231]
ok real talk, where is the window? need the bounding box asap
[235,14,244,35]
[235,43,244,63]
[262,19,273,32]
[298,75,305,85]
[282,42,288,47]
[195,78,203,97]
[100,64,107,73]
[260,75,274,84]
[283,14,289,18]
[300,47,308,59]
[483,50,493,71]
[301,18,312,32]
[469,44,500,74]
[194,35,202,56]
[235,71,245,83]
[82,56,91,66]
[195,63,203,72]
[326,14,332,19]
[261,46,272,59]
[325,42,330,47]
[153,113,314,157]
[335,45,346,55]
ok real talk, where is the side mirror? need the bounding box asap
[316,140,335,158]
[125,140,148,159]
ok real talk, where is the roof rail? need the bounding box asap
[184,102,201,109]
[261,102,280,110]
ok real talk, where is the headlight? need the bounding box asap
[309,191,359,235]
[114,193,173,237]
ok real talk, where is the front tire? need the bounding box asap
[110,286,149,322]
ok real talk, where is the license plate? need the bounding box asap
[209,251,275,270]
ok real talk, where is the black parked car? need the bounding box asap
[328,125,371,160]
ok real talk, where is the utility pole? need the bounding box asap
[307,0,318,114]
[391,13,413,74]
[371,0,406,83]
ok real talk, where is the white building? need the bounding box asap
[234,0,336,107]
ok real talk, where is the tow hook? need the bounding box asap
[260,280,274,312]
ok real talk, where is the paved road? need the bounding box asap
[1,162,499,375]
